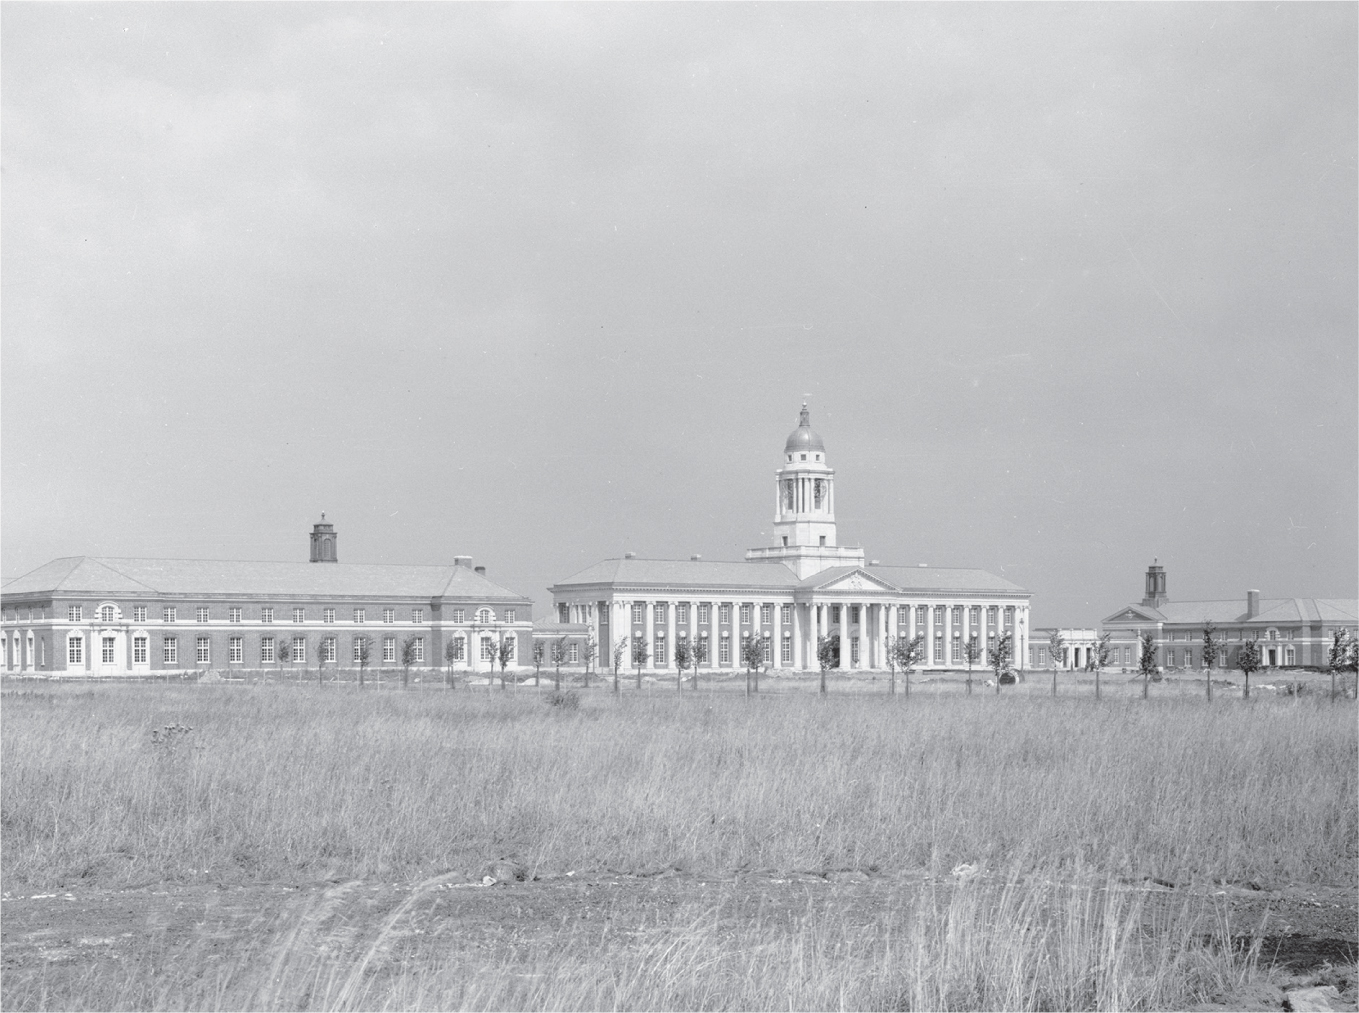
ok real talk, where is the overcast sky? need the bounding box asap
[3,4,1355,626]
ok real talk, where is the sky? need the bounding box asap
[3,3,1356,627]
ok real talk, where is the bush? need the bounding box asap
[545,690,580,710]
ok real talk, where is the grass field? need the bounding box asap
[2,682,1355,1010]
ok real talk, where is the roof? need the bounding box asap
[1,556,531,603]
[1103,597,1359,626]
[532,621,591,635]
[866,565,1028,594]
[553,557,1027,597]
[553,557,800,591]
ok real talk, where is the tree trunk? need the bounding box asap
[819,669,826,696]
[1244,671,1250,700]
[1143,670,1149,699]
[1051,666,1057,697]
[1095,667,1101,700]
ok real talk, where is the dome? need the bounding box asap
[784,404,826,455]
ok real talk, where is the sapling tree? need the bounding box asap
[884,635,900,696]
[1092,631,1113,701]
[988,630,1012,695]
[1327,628,1355,702]
[891,633,924,698]
[741,633,763,697]
[495,635,515,690]
[582,633,597,688]
[552,635,569,691]
[1238,636,1261,700]
[673,635,693,694]
[691,635,709,690]
[532,639,546,688]
[612,636,627,696]
[1137,632,1158,699]
[356,636,370,688]
[1202,621,1220,702]
[444,637,460,689]
[963,635,982,695]
[816,634,839,696]
[401,636,419,689]
[1047,629,1067,698]
[277,638,293,683]
[631,636,649,690]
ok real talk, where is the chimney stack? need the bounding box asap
[474,565,486,576]
[1246,589,1260,618]
[690,554,702,561]
[453,555,472,568]
[625,551,636,559]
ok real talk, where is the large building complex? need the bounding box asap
[549,406,1031,674]
[1101,561,1357,671]
[1,518,533,677]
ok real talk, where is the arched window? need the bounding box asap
[99,604,117,623]
[477,607,494,624]
[322,537,334,560]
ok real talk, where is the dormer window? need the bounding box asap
[815,454,821,461]
[787,455,792,462]
[800,453,807,461]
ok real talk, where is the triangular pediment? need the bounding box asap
[1103,603,1161,624]
[811,568,897,593]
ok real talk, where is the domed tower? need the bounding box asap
[309,513,338,563]
[746,405,864,578]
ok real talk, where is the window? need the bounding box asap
[102,636,116,663]
[412,637,424,663]
[829,605,840,624]
[323,609,335,624]
[354,608,366,623]
[719,633,731,664]
[292,637,306,664]
[229,607,242,623]
[196,607,210,623]
[951,638,961,662]
[505,609,515,623]
[502,636,515,661]
[261,608,273,624]
[558,603,570,622]
[720,604,732,624]
[761,604,772,626]
[68,605,83,622]
[933,638,943,662]
[67,634,84,665]
[163,636,178,664]
[480,636,493,662]
[1037,647,1047,666]
[1005,607,1014,627]
[100,604,117,623]
[762,635,772,664]
[293,608,306,623]
[569,643,579,663]
[851,637,860,664]
[933,609,943,630]
[898,606,909,626]
[698,604,710,624]
[133,636,148,664]
[654,632,666,666]
[850,606,860,624]
[740,604,752,625]
[1267,629,1277,641]
[781,634,792,663]
[412,609,423,624]
[261,637,275,664]
[197,636,210,663]
[781,604,792,626]
[320,638,334,663]
[477,608,493,624]
[632,602,644,623]
[448,637,465,662]
[1285,646,1295,665]
[971,606,981,629]
[1183,649,1193,668]
[384,637,397,663]
[229,637,243,663]
[452,609,465,623]
[352,637,366,663]
[134,606,147,623]
[917,605,929,627]
[166,606,179,623]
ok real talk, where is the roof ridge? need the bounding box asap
[88,558,163,594]
[89,555,464,569]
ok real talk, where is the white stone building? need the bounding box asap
[549,406,1031,674]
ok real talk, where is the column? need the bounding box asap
[666,599,676,672]
[793,602,803,670]
[645,601,655,670]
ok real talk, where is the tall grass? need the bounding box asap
[3,685,1354,890]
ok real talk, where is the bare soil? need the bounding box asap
[3,869,1354,1011]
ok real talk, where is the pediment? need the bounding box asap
[1104,604,1158,624]
[818,570,896,593]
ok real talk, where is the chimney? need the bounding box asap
[690,554,702,561]
[1246,589,1260,618]
[474,565,486,576]
[624,552,636,559]
[453,555,472,568]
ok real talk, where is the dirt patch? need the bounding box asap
[2,871,1354,1010]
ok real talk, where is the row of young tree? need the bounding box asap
[281,625,1359,702]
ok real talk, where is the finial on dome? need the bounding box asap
[799,403,810,427]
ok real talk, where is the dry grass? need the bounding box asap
[1,683,1354,1010]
